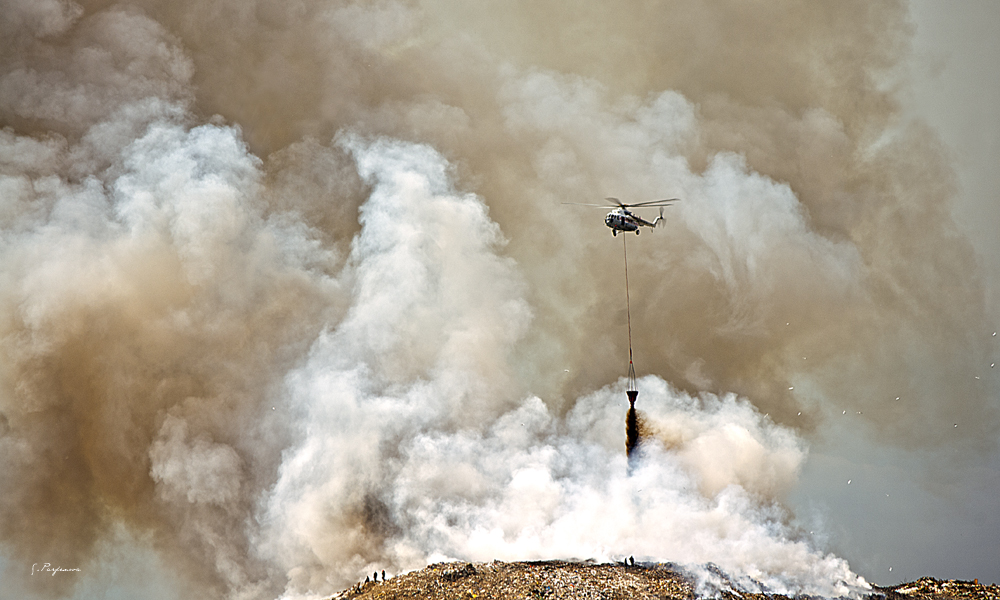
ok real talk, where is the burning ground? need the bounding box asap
[328,561,1000,600]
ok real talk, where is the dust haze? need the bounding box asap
[1,1,996,598]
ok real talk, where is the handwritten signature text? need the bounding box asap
[32,563,81,576]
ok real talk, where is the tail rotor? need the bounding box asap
[653,206,665,228]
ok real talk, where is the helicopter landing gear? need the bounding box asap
[635,229,640,235]
[613,230,617,237]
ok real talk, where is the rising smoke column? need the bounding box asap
[257,136,864,598]
[1,0,997,598]
[0,4,347,597]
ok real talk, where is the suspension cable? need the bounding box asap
[623,235,636,392]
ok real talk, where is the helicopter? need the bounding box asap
[564,197,679,236]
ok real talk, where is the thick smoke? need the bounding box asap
[0,0,995,598]
[257,138,861,596]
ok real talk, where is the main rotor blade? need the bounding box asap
[623,198,680,207]
[564,198,681,208]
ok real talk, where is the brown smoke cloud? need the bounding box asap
[1,0,996,597]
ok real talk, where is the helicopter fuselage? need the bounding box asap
[605,208,655,236]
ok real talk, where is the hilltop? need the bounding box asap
[329,560,1000,600]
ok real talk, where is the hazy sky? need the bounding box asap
[1,1,998,598]
[910,1,1000,263]
[787,0,1000,585]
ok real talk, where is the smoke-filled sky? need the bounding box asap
[1,1,998,598]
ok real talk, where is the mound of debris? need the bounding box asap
[876,577,1000,600]
[331,560,695,600]
[330,561,1000,600]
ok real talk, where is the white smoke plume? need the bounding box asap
[255,137,863,597]
[1,0,995,598]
